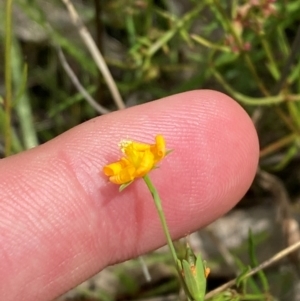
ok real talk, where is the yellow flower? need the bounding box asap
[103,135,166,185]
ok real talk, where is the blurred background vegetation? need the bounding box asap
[1,0,300,300]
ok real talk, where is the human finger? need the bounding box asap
[0,90,259,301]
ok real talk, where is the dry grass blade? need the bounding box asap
[61,0,125,110]
[205,240,300,299]
[57,46,110,115]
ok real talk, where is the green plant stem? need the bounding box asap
[274,23,300,94]
[260,133,298,158]
[143,174,178,266]
[212,69,290,105]
[259,33,280,80]
[147,2,205,57]
[211,0,269,96]
[248,230,269,292]
[243,53,270,96]
[4,0,13,156]
[12,39,38,149]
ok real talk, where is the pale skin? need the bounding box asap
[0,90,259,301]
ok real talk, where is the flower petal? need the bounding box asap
[135,150,155,177]
[103,158,130,176]
[151,135,166,161]
[109,165,136,184]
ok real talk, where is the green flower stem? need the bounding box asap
[143,174,193,301]
[4,0,13,156]
[143,174,178,266]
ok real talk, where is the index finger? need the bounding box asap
[0,90,259,301]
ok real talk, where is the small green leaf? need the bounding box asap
[177,259,183,270]
[248,229,269,292]
[119,181,134,192]
[12,63,28,107]
[180,245,207,301]
[182,259,198,300]
[165,149,174,156]
[236,266,251,287]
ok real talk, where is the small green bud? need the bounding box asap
[179,244,209,301]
